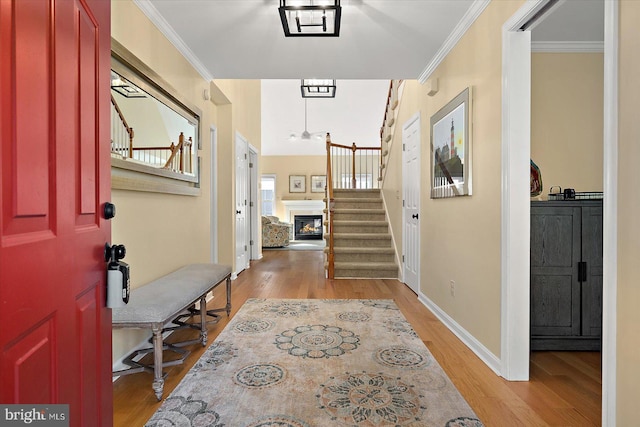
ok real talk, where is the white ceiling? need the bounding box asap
[136,0,604,156]
[531,0,604,43]
[142,0,476,80]
[261,79,390,155]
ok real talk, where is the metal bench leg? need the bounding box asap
[199,295,208,346]
[151,324,164,401]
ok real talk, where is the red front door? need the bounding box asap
[0,0,112,425]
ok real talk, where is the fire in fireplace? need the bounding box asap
[294,215,323,240]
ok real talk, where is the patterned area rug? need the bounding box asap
[146,299,483,427]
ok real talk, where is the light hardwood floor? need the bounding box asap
[113,250,602,426]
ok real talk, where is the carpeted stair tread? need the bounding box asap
[325,188,396,279]
[332,197,382,203]
[330,220,388,226]
[332,233,391,239]
[333,188,380,193]
[325,247,395,254]
[334,262,397,270]
[325,208,386,214]
[332,189,381,198]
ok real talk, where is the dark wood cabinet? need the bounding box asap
[530,200,603,350]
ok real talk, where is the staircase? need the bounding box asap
[325,189,398,278]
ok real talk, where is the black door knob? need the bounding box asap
[236,210,242,214]
[104,243,126,263]
[412,213,419,220]
[103,202,116,220]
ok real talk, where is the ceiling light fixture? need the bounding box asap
[301,79,336,98]
[110,72,146,98]
[279,0,341,37]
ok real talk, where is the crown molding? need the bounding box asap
[418,0,491,84]
[531,41,604,53]
[132,0,214,82]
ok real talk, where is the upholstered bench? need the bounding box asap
[112,263,232,400]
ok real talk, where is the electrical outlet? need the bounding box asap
[450,280,455,297]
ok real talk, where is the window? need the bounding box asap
[261,175,276,216]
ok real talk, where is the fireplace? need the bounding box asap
[294,215,323,240]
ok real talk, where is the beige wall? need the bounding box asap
[261,155,326,221]
[384,1,524,357]
[531,53,604,198]
[110,1,261,363]
[381,84,420,266]
[211,79,262,269]
[617,1,640,423]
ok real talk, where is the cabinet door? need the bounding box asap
[530,206,582,337]
[581,207,603,338]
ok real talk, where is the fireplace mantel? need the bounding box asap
[281,199,324,223]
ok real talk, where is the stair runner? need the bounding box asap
[325,189,398,279]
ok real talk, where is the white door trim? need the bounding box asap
[210,125,218,264]
[249,145,261,261]
[601,1,618,425]
[502,1,617,424]
[501,2,538,381]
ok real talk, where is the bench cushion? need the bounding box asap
[112,263,231,327]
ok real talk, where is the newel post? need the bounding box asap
[351,142,357,189]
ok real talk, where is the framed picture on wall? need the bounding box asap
[310,175,327,193]
[430,87,472,199]
[289,175,306,193]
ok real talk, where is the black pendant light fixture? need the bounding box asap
[110,71,146,98]
[279,0,341,37]
[300,79,336,98]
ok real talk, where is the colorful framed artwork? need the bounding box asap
[430,87,472,199]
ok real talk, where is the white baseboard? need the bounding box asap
[417,292,502,376]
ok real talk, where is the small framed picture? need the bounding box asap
[311,175,327,193]
[289,175,306,193]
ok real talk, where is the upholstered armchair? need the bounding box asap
[265,216,293,241]
[262,216,291,248]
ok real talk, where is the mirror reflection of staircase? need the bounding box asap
[325,189,398,278]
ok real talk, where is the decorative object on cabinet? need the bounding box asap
[548,186,603,201]
[530,159,542,196]
[430,87,472,199]
[530,200,603,351]
[289,175,306,193]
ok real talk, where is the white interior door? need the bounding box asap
[402,113,421,293]
[249,147,260,260]
[235,133,249,272]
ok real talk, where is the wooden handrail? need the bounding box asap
[380,81,393,142]
[164,132,184,171]
[324,82,399,278]
[111,94,135,158]
[325,133,335,279]
[330,141,381,151]
[325,134,382,278]
[131,146,173,151]
[111,97,192,174]
[327,140,381,190]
